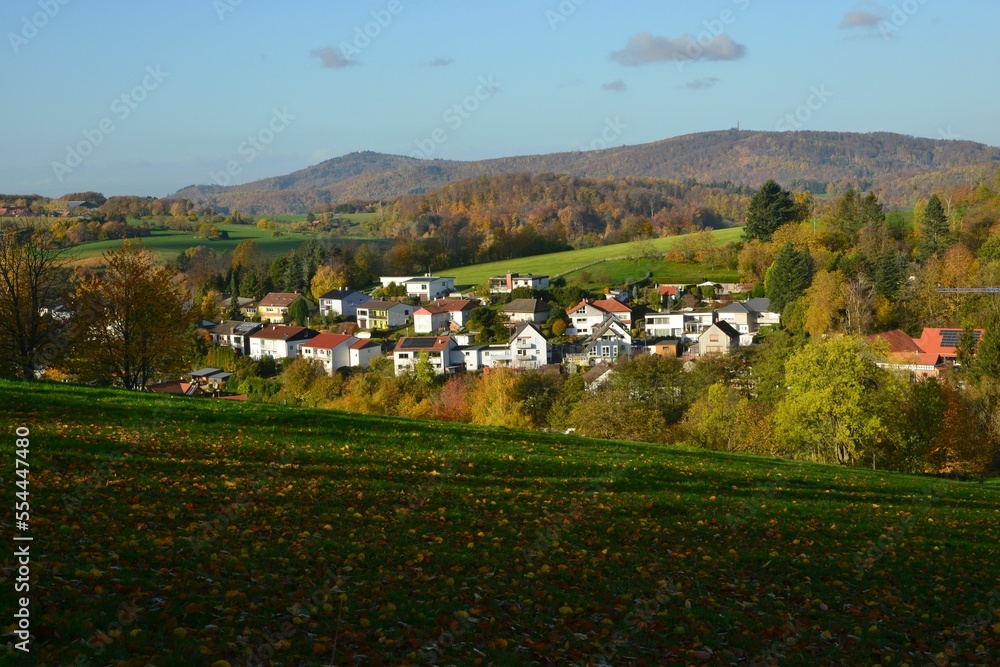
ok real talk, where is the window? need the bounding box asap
[709,335,719,342]
[398,353,409,359]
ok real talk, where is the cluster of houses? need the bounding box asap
[869,328,984,378]
[192,270,786,385]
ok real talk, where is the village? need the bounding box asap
[167,270,972,398]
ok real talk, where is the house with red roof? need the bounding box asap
[867,329,958,378]
[299,333,382,373]
[566,299,633,336]
[413,299,477,333]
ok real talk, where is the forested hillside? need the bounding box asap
[172,130,1000,213]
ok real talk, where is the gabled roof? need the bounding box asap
[869,329,924,355]
[503,298,551,314]
[705,320,740,339]
[319,289,362,301]
[301,333,354,350]
[717,301,752,314]
[585,315,632,346]
[350,339,381,350]
[512,322,544,339]
[658,285,680,296]
[434,298,476,312]
[916,328,985,358]
[415,304,450,316]
[745,298,773,313]
[394,336,455,353]
[250,325,318,341]
[582,362,613,385]
[592,298,632,315]
[568,299,632,316]
[258,292,304,308]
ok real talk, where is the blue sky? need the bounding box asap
[2,0,997,197]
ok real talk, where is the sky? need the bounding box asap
[2,0,998,198]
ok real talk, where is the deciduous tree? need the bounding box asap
[67,240,193,390]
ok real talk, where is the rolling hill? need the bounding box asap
[6,378,998,665]
[172,130,1000,214]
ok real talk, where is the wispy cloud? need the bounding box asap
[610,32,746,66]
[310,47,356,69]
[840,10,884,28]
[685,77,720,90]
[429,57,454,67]
[601,79,628,92]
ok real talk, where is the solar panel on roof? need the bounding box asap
[401,338,437,350]
[940,330,981,348]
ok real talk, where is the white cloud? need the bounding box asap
[685,77,720,90]
[310,47,356,69]
[610,32,746,66]
[601,79,628,92]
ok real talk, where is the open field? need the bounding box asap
[561,258,739,290]
[3,379,997,665]
[65,214,386,265]
[444,227,744,288]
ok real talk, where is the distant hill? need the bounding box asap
[172,130,1000,213]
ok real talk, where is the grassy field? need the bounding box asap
[562,258,739,290]
[444,227,744,288]
[66,213,385,265]
[2,379,998,666]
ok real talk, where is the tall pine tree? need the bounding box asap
[764,243,814,313]
[918,194,951,259]
[744,180,798,242]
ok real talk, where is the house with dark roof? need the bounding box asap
[248,325,320,360]
[392,336,462,375]
[318,289,367,318]
[509,322,550,369]
[503,298,551,324]
[207,320,264,355]
[257,292,314,324]
[697,320,740,356]
[581,362,614,391]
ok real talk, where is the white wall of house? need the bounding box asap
[414,310,451,333]
[319,293,367,318]
[350,345,382,370]
[250,337,307,360]
[644,313,685,338]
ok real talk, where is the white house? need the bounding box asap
[393,336,463,375]
[380,275,456,302]
[644,312,686,339]
[566,299,633,336]
[508,322,550,369]
[716,302,757,335]
[459,344,512,372]
[503,298,551,325]
[745,297,781,327]
[488,272,550,294]
[413,299,477,333]
[249,325,320,361]
[318,289,368,318]
[298,333,382,373]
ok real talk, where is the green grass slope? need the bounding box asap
[445,227,744,288]
[1,380,997,666]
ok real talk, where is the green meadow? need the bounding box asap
[2,379,997,665]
